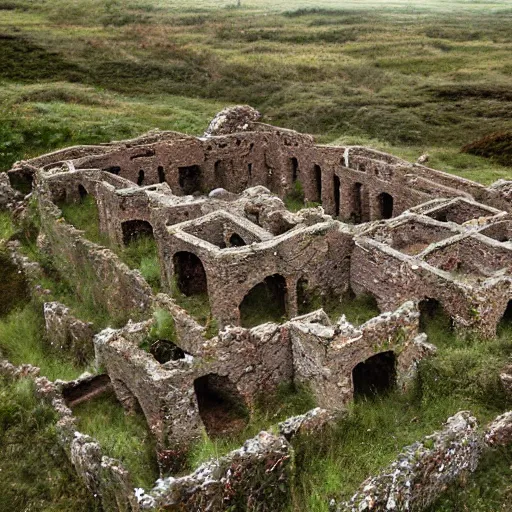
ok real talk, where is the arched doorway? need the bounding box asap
[418,298,453,333]
[78,184,88,201]
[377,192,394,219]
[352,351,396,399]
[173,251,207,296]
[121,219,154,245]
[193,374,249,437]
[239,274,287,328]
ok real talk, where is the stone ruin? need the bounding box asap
[2,105,512,511]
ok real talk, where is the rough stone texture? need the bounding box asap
[485,411,512,447]
[44,301,95,364]
[204,105,262,136]
[278,407,337,440]
[337,411,482,512]
[0,171,22,209]
[291,301,430,411]
[137,431,291,511]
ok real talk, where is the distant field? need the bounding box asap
[0,0,511,183]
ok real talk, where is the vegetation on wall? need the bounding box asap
[0,377,99,512]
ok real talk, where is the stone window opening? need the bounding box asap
[314,164,322,203]
[121,219,154,245]
[352,351,396,399]
[248,163,253,180]
[149,340,187,365]
[158,166,166,184]
[78,184,88,201]
[378,192,394,219]
[178,165,202,195]
[173,251,207,296]
[291,157,299,183]
[193,374,249,437]
[498,300,512,334]
[240,274,287,328]
[333,175,341,217]
[229,233,246,247]
[137,169,145,186]
[103,166,121,176]
[418,298,453,332]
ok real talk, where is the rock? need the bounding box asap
[336,411,482,512]
[485,411,512,447]
[204,105,262,136]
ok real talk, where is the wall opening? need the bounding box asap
[333,175,341,217]
[179,165,202,195]
[291,157,299,183]
[297,277,323,316]
[314,164,322,203]
[78,184,88,201]
[240,274,287,328]
[378,192,394,219]
[149,340,187,365]
[248,163,253,181]
[103,166,121,176]
[229,233,246,247]
[353,351,396,399]
[418,298,453,332]
[193,374,249,437]
[121,219,154,245]
[158,166,166,184]
[498,300,512,334]
[173,251,207,296]
[137,169,145,186]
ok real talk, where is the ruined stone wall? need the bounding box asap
[37,178,153,323]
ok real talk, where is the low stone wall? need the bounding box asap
[36,187,153,323]
[137,431,292,511]
[335,411,482,512]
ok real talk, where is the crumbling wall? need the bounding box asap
[336,411,482,512]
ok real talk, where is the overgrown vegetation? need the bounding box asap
[119,235,161,292]
[58,195,106,245]
[188,381,316,470]
[73,390,159,489]
[0,377,99,512]
[289,314,512,511]
[0,302,91,380]
[462,131,512,167]
[0,0,510,183]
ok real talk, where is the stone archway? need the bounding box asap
[352,351,396,399]
[121,219,154,245]
[239,274,287,328]
[193,374,249,437]
[377,192,394,219]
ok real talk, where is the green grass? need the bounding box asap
[289,318,512,511]
[0,377,99,512]
[171,279,218,338]
[0,211,15,239]
[0,0,510,184]
[119,235,161,292]
[0,302,92,380]
[58,194,107,246]
[73,390,159,489]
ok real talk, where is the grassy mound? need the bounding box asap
[462,131,512,167]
